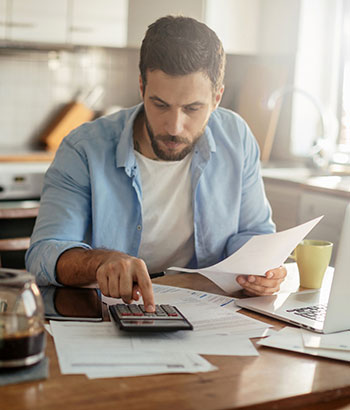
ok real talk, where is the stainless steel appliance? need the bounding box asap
[0,162,50,200]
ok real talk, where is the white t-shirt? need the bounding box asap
[134,151,194,273]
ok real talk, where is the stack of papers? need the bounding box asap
[258,327,350,362]
[48,284,272,379]
[50,321,217,379]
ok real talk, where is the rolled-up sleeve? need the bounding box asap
[25,137,93,285]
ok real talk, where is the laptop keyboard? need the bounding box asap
[286,304,327,322]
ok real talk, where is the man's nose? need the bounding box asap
[164,109,185,136]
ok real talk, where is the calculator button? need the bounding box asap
[116,304,132,316]
[139,304,157,317]
[155,306,167,317]
[128,304,143,316]
[161,304,180,317]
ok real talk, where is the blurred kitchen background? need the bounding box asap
[1,0,349,268]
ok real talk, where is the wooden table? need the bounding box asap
[2,273,350,410]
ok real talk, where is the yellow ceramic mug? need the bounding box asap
[291,240,333,288]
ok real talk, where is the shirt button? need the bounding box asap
[137,225,142,230]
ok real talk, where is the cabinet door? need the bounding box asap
[8,0,68,43]
[127,0,205,48]
[69,0,128,47]
[299,191,348,264]
[0,0,7,38]
[263,180,301,231]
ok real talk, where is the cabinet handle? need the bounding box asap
[69,26,94,33]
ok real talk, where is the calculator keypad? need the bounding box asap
[109,303,193,331]
[114,303,181,319]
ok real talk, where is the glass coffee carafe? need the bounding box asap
[0,269,46,368]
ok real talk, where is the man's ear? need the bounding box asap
[139,75,144,99]
[214,85,224,109]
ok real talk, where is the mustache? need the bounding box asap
[155,134,189,144]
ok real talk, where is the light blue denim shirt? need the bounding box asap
[25,103,275,285]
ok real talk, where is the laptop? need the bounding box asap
[236,204,350,334]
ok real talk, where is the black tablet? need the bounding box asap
[39,286,103,322]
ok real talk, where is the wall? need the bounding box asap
[0,45,294,152]
[0,0,300,154]
[0,47,140,150]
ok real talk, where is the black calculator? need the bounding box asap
[109,303,193,332]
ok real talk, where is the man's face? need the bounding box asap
[140,70,223,161]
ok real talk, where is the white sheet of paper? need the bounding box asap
[103,284,270,336]
[302,331,350,351]
[258,327,350,362]
[50,321,217,377]
[102,284,239,311]
[85,353,217,379]
[132,330,259,356]
[168,216,323,293]
[103,283,271,336]
[152,284,239,311]
[175,301,271,335]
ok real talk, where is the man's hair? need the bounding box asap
[139,15,226,94]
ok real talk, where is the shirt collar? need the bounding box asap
[116,103,143,172]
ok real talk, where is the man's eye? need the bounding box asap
[154,102,167,109]
[185,106,199,112]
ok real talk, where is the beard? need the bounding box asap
[144,113,206,161]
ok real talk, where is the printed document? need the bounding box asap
[258,327,350,362]
[50,321,217,378]
[168,216,322,293]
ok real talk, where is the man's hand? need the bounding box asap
[96,253,155,311]
[236,266,287,296]
[56,248,155,312]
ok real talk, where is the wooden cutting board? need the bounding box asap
[40,101,94,152]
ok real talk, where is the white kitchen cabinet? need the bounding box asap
[127,0,206,48]
[7,0,68,43]
[127,0,261,53]
[69,0,128,47]
[0,0,7,39]
[263,179,302,231]
[298,191,348,264]
[205,0,260,55]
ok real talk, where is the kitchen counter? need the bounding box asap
[262,167,350,198]
[261,166,350,263]
[0,151,55,162]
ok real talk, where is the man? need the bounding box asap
[26,16,286,312]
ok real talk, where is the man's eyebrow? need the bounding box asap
[149,96,205,108]
[149,96,169,105]
[184,101,205,107]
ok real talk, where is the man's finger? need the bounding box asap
[241,282,280,295]
[119,272,134,304]
[266,266,287,279]
[238,275,282,289]
[136,273,155,312]
[132,285,141,301]
[96,267,109,296]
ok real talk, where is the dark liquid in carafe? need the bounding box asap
[0,315,45,362]
[0,331,45,361]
